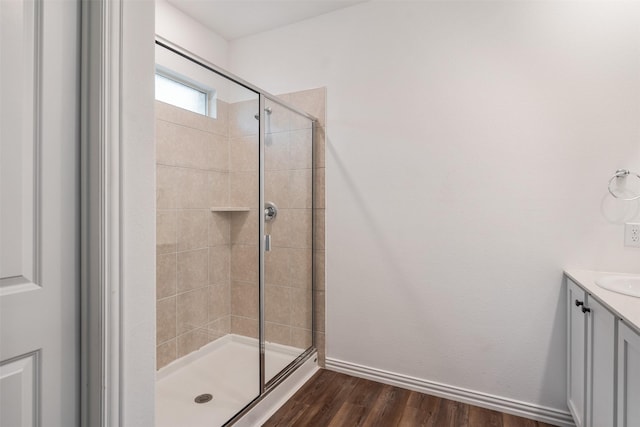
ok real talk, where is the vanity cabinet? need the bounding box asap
[618,322,640,427]
[567,278,616,427]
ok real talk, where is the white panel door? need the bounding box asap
[618,322,640,427]
[567,279,587,427]
[0,0,80,426]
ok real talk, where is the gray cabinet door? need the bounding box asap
[568,278,587,427]
[618,322,640,427]
[586,296,615,427]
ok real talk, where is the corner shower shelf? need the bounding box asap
[210,207,251,212]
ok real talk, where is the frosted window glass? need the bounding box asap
[155,74,207,115]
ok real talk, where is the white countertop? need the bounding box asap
[565,269,640,333]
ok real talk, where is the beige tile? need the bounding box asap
[231,281,258,319]
[156,99,228,137]
[265,170,290,208]
[207,316,230,341]
[157,253,177,299]
[231,244,258,283]
[156,120,216,171]
[231,315,258,339]
[289,248,312,289]
[291,289,312,330]
[289,169,312,209]
[230,172,258,208]
[210,132,229,172]
[289,110,314,132]
[230,210,257,245]
[157,297,176,344]
[314,290,325,333]
[265,217,285,252]
[313,168,325,209]
[177,287,209,335]
[209,246,230,285]
[157,211,177,254]
[276,93,291,103]
[289,87,326,128]
[291,328,312,350]
[209,213,230,246]
[265,247,289,286]
[177,210,209,251]
[313,209,325,251]
[155,100,179,123]
[177,249,209,292]
[156,339,177,370]
[209,171,230,207]
[177,329,211,358]
[290,129,313,170]
[313,125,325,169]
[314,250,325,292]
[229,135,258,172]
[315,332,325,367]
[211,99,229,137]
[285,209,312,249]
[209,283,230,320]
[265,132,289,171]
[157,165,179,209]
[265,284,291,325]
[177,168,210,209]
[229,99,259,138]
[155,119,178,166]
[265,322,291,346]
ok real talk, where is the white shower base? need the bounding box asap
[156,334,310,427]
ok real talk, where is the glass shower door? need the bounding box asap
[262,96,314,384]
[154,42,261,427]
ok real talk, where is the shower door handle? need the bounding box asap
[265,235,272,252]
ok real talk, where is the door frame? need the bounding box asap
[82,0,156,425]
[81,0,121,424]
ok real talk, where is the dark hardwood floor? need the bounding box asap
[263,370,558,427]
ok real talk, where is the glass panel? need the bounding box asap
[264,97,314,384]
[154,43,260,427]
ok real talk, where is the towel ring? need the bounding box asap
[608,169,640,201]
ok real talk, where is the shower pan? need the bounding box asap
[154,40,317,426]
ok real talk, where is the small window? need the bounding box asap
[155,73,208,116]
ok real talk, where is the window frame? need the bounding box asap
[154,70,215,117]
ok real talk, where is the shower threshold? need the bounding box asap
[156,334,317,427]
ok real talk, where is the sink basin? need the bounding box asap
[596,274,640,298]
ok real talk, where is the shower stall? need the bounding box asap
[154,40,320,426]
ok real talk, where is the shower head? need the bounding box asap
[254,107,272,120]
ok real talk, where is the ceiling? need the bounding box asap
[165,0,367,40]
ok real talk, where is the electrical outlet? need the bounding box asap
[625,223,640,248]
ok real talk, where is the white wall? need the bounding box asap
[229,1,640,414]
[156,0,229,69]
[122,0,156,425]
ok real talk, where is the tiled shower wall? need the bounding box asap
[156,87,326,369]
[267,89,326,366]
[155,99,233,369]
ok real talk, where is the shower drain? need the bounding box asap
[194,393,213,404]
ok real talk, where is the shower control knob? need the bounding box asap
[264,202,278,222]
[575,300,584,307]
[582,306,591,314]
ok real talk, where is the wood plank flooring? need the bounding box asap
[263,370,558,427]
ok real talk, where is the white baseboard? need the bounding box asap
[326,358,575,427]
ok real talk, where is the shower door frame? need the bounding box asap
[155,37,319,424]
